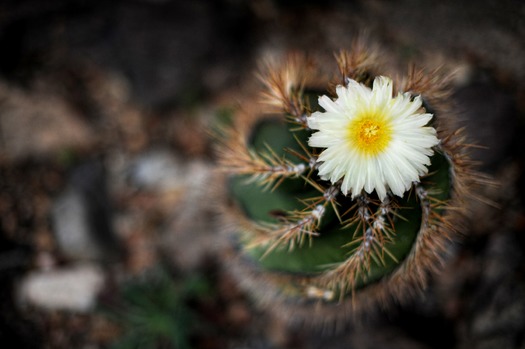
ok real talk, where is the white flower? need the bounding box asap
[307,76,439,201]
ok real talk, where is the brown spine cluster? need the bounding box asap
[216,38,489,326]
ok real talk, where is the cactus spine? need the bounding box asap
[216,40,484,324]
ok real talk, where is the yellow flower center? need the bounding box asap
[348,113,392,156]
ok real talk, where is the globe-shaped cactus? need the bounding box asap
[216,41,483,325]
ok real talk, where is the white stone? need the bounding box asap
[18,264,105,312]
[130,150,184,190]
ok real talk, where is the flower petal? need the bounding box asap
[308,77,439,201]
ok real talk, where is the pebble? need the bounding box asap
[52,188,105,261]
[18,264,105,312]
[52,160,122,262]
[0,82,95,161]
[129,150,184,191]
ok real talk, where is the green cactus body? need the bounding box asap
[217,43,479,322]
[228,118,449,295]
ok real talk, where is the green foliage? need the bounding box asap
[102,267,210,349]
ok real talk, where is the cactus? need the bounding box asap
[216,40,485,325]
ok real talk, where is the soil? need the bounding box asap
[1,0,524,348]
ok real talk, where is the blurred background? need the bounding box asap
[0,0,524,348]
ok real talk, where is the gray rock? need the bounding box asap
[18,264,105,312]
[52,188,104,261]
[129,150,184,191]
[0,82,95,161]
[52,160,122,262]
[159,159,221,271]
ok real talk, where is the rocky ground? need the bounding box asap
[1,0,524,348]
